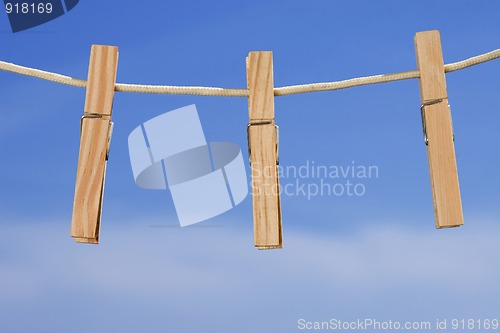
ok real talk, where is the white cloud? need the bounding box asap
[0,218,499,333]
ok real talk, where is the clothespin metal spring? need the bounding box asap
[420,99,455,145]
[247,122,279,166]
[80,114,114,161]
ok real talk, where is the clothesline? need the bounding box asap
[0,49,499,97]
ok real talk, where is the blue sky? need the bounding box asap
[1,1,499,332]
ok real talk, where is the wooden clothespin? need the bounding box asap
[414,30,464,228]
[246,51,282,250]
[70,45,119,243]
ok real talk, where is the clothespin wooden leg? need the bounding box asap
[414,30,464,228]
[246,51,283,250]
[71,45,119,244]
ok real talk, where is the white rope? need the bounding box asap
[115,83,248,97]
[0,49,499,97]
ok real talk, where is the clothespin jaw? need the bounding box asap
[414,30,464,228]
[246,51,283,250]
[70,45,119,244]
